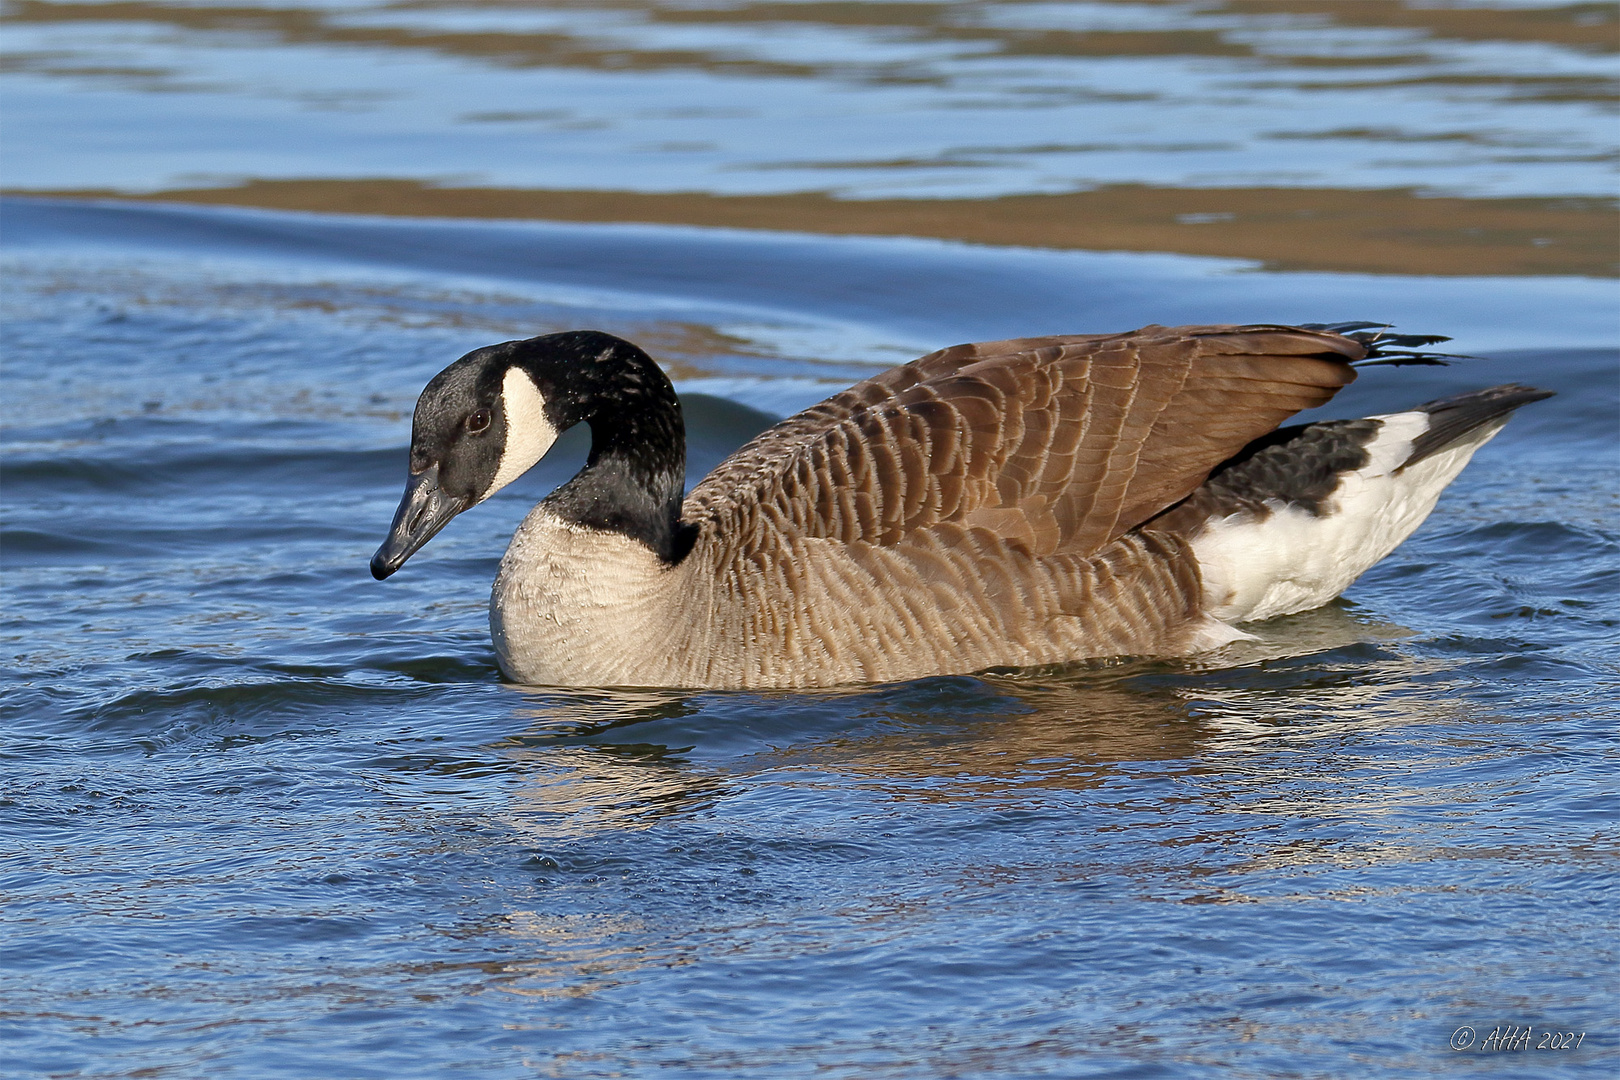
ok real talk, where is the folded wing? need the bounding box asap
[684,324,1367,555]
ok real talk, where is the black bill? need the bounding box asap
[370,465,469,580]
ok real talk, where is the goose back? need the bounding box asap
[684,325,1363,555]
[623,325,1370,686]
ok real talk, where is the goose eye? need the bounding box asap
[466,409,492,434]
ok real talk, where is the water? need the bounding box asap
[3,0,1615,199]
[3,1,1618,1076]
[2,196,1616,1078]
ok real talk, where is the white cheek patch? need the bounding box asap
[482,366,559,501]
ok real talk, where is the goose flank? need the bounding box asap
[370,324,1549,688]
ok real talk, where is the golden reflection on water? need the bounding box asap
[9,0,1612,75]
[32,178,1616,278]
[486,911,673,1002]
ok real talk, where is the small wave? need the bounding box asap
[1455,519,1616,558]
[2,439,406,496]
[0,528,111,557]
[78,677,427,733]
[679,379,845,420]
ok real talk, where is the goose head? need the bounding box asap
[370,330,689,580]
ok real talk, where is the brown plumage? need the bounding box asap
[617,324,1362,686]
[378,322,1524,688]
[686,325,1360,552]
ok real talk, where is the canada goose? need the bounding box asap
[371,323,1549,689]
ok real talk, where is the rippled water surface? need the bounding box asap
[4,0,1615,197]
[2,1,1618,1074]
[2,196,1617,1078]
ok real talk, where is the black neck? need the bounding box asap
[513,331,695,563]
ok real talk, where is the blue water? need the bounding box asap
[3,0,1614,199]
[2,197,1617,1079]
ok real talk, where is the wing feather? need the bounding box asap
[683,324,1364,558]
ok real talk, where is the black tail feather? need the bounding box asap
[1297,320,1398,335]
[1296,320,1475,366]
[1404,383,1554,468]
[1353,350,1476,368]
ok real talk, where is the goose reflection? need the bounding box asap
[488,667,1203,835]
[462,604,1469,1004]
[481,601,1428,831]
[492,688,730,836]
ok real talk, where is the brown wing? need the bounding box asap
[683,324,1365,555]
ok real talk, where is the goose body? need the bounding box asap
[371,324,1548,689]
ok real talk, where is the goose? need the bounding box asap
[370,323,1549,689]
